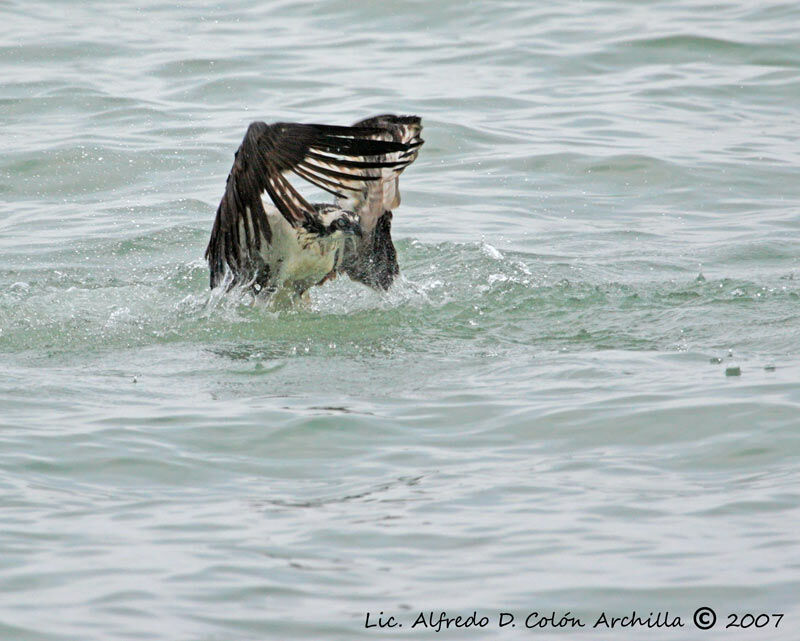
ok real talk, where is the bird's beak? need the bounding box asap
[348,222,363,238]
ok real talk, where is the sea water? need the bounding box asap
[1,1,799,639]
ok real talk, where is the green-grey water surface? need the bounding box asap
[2,1,800,639]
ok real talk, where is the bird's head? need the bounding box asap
[324,212,363,240]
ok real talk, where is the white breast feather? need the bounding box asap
[259,203,341,289]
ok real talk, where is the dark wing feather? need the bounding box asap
[205,120,418,288]
[338,114,424,233]
[337,115,424,293]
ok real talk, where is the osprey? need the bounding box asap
[205,114,424,297]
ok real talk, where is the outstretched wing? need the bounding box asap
[338,115,424,234]
[205,120,417,288]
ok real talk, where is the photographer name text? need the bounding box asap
[365,609,784,632]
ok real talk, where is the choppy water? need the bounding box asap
[2,1,800,639]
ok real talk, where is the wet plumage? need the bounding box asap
[205,115,424,296]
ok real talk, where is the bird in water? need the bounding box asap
[205,114,423,300]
